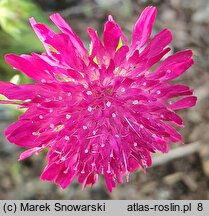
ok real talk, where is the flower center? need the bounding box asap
[105,89,112,94]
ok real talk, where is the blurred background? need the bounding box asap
[0,0,209,199]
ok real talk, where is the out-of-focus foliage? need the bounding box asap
[0,0,48,82]
[0,0,48,116]
[0,0,46,38]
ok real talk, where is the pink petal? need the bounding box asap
[154,137,169,153]
[170,96,197,110]
[128,157,140,172]
[161,110,183,126]
[131,6,157,50]
[154,84,193,99]
[40,162,61,181]
[104,174,116,192]
[31,23,85,70]
[163,124,183,143]
[103,17,128,56]
[88,28,106,65]
[150,50,194,80]
[128,29,172,76]
[5,120,39,147]
[5,54,55,82]
[114,45,129,67]
[55,170,77,189]
[50,13,88,58]
[29,18,55,54]
[139,29,172,58]
[19,147,43,160]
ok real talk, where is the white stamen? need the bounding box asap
[84,149,88,153]
[60,157,66,161]
[134,142,137,147]
[81,163,86,174]
[123,151,128,174]
[32,131,40,136]
[54,150,61,154]
[66,114,71,119]
[50,124,55,129]
[45,98,51,102]
[112,113,116,118]
[59,96,63,100]
[140,124,144,129]
[86,90,93,95]
[73,163,79,171]
[39,115,43,119]
[167,69,171,73]
[106,101,111,107]
[64,167,69,174]
[156,90,161,95]
[41,79,46,83]
[132,100,139,105]
[106,163,111,174]
[83,125,88,130]
[103,56,108,61]
[121,87,125,92]
[93,130,96,135]
[142,82,147,86]
[152,134,157,138]
[49,109,53,113]
[88,106,92,112]
[115,134,119,138]
[64,136,70,141]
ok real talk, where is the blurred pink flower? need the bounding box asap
[0,6,196,191]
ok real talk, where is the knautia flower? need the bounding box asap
[0,6,196,191]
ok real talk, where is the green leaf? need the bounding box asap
[0,0,48,39]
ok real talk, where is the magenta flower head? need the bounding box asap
[0,6,196,191]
